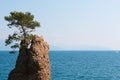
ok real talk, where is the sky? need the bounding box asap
[1,0,120,50]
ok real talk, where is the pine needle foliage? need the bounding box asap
[4,11,40,53]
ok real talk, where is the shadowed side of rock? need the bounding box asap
[8,36,50,80]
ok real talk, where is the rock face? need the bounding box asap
[8,36,50,80]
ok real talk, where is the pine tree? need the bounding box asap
[4,11,40,53]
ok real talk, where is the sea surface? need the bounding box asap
[1,51,120,80]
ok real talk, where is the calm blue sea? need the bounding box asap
[1,51,120,80]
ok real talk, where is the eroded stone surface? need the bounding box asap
[8,36,50,80]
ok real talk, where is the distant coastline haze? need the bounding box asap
[1,0,120,50]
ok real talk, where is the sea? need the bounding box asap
[1,51,120,80]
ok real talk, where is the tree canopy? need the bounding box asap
[4,11,40,53]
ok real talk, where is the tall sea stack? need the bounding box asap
[8,36,50,80]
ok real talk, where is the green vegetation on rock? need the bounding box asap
[4,11,40,53]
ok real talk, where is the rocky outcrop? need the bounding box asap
[8,36,50,80]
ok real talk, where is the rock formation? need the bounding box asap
[8,36,50,80]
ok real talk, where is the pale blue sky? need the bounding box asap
[0,0,120,50]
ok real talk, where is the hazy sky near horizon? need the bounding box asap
[1,0,120,50]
